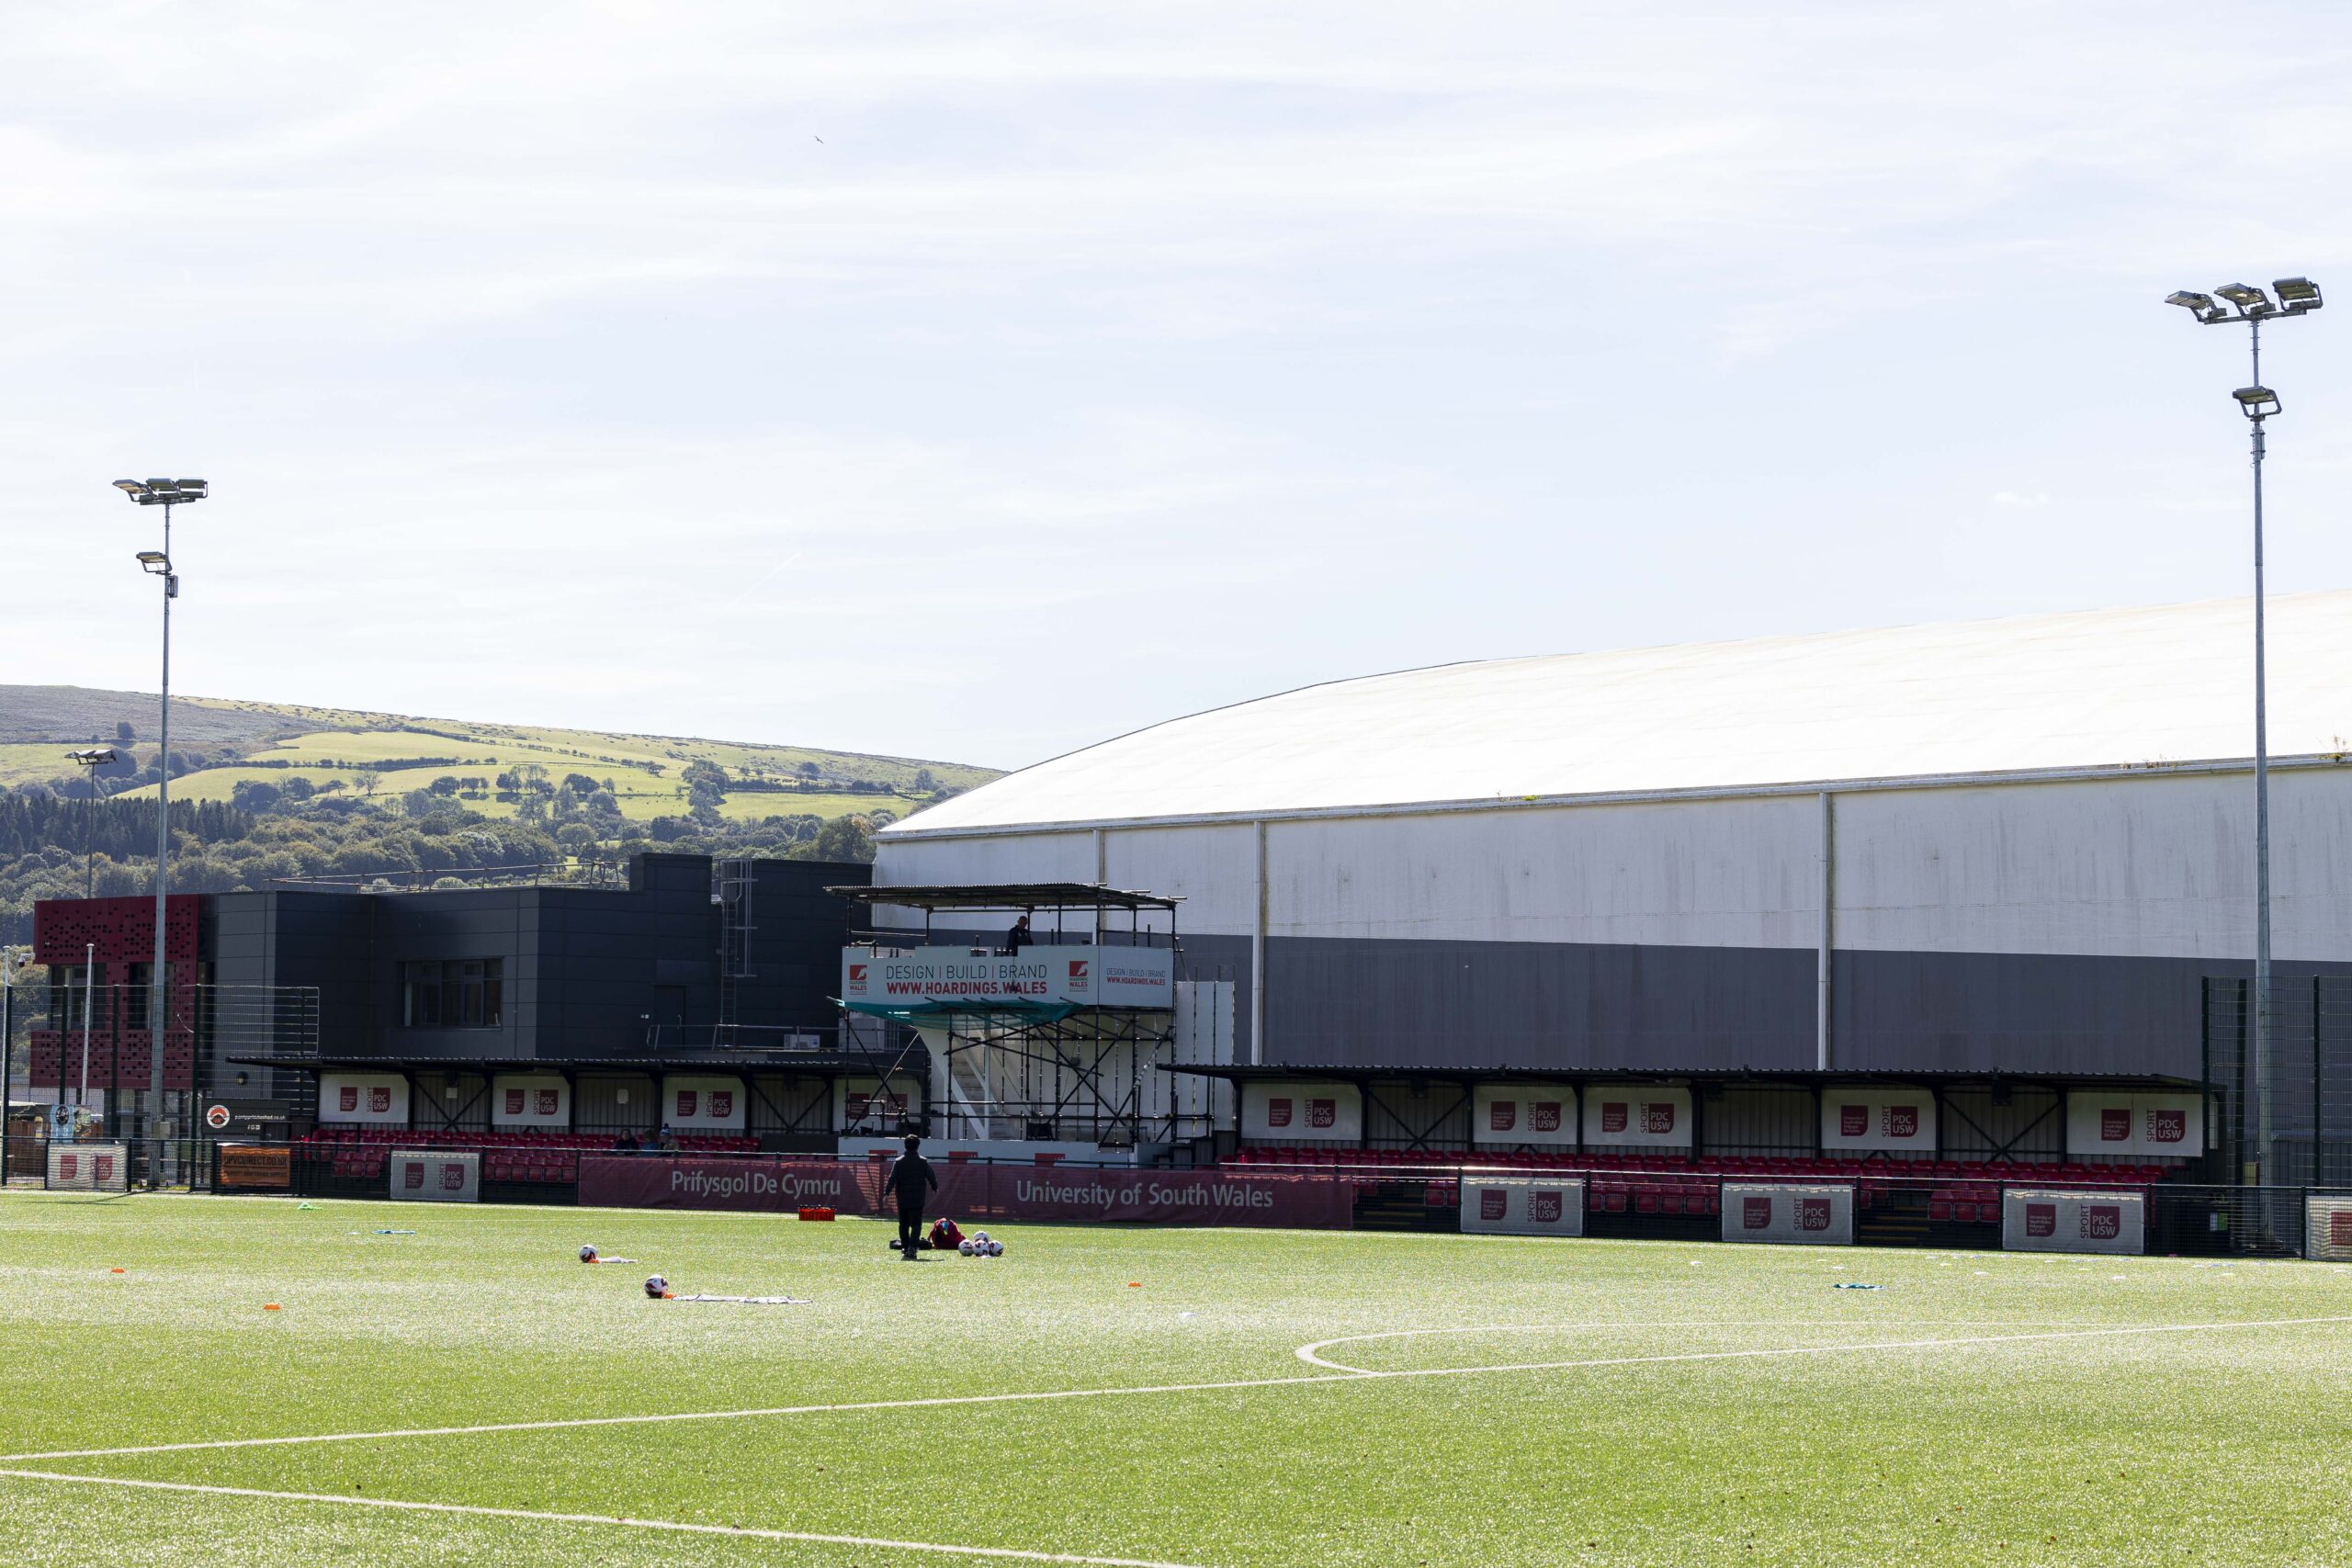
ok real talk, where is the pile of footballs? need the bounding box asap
[958,1230,1007,1258]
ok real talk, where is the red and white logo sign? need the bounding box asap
[2026,1202,2056,1237]
[440,1162,466,1191]
[675,1090,697,1119]
[708,1090,733,1120]
[504,1089,526,1116]
[1307,1099,1337,1129]
[1882,1106,1919,1140]
[403,1161,425,1190]
[1643,1103,1676,1134]
[1798,1198,1831,1232]
[368,1087,391,1114]
[1530,1190,1563,1224]
[536,1089,559,1117]
[2146,1109,2186,1144]
[205,1104,231,1130]
[2335,1213,2352,1248]
[1532,1101,1562,1133]
[1839,1106,1867,1137]
[2081,1204,2121,1240]
[1480,1189,1508,1222]
[1600,1102,1628,1134]
[846,963,868,996]
[1489,1101,1517,1133]
[2100,1108,2131,1142]
[1266,1098,1293,1128]
[1742,1195,1772,1230]
[57,1154,77,1181]
[1066,959,1090,993]
[339,1087,359,1113]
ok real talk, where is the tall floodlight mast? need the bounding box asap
[2163,278,2323,1190]
[113,477,205,1179]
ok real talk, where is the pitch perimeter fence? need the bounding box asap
[0,1138,2297,1258]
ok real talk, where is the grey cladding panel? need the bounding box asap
[1266,935,1815,1073]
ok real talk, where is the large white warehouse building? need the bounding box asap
[874,594,2352,1170]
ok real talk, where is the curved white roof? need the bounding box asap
[887,592,2352,836]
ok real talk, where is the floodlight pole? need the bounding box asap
[2170,284,2320,1192]
[150,500,174,1171]
[2246,318,2274,1193]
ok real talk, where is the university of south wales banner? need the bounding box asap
[577,1156,1354,1229]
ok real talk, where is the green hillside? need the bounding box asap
[0,685,996,818]
[0,686,1001,943]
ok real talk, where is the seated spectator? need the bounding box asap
[612,1131,640,1154]
[657,1123,680,1153]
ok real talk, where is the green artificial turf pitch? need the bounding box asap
[0,1192,2346,1566]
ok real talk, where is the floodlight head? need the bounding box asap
[136,549,173,575]
[118,476,206,505]
[2274,276,2323,314]
[2233,385,2280,421]
[2165,290,2229,323]
[2216,282,2274,316]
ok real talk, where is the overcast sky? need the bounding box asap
[3,3,2348,772]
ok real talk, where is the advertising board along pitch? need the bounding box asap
[2001,1188,2144,1255]
[576,1156,1353,1229]
[1721,1182,1855,1246]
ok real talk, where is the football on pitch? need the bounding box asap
[959,1239,976,1255]
[579,1245,598,1263]
[988,1239,1004,1257]
[643,1274,668,1298]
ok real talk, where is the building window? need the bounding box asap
[124,963,175,1031]
[401,960,503,1029]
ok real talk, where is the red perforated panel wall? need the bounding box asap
[32,895,200,967]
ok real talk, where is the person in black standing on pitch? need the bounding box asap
[886,1132,938,1261]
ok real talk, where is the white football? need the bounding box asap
[988,1239,1004,1257]
[958,1239,975,1256]
[579,1245,598,1263]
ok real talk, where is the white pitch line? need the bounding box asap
[0,1468,1214,1568]
[6,1314,2346,1467]
[1294,1314,2352,1375]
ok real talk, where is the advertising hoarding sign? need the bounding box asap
[576,1156,1354,1230]
[661,1076,747,1131]
[492,1074,570,1128]
[1582,1087,1691,1148]
[2305,1197,2352,1263]
[2064,1093,2204,1158]
[1458,1174,1585,1237]
[1721,1182,1855,1246]
[218,1145,291,1190]
[1471,1086,1577,1147]
[2001,1188,2143,1255]
[1239,1082,1363,1143]
[389,1150,480,1202]
[1819,1086,1938,1153]
[47,1143,129,1193]
[842,945,1173,1010]
[320,1073,410,1125]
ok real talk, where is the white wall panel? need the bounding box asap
[1836,771,2352,960]
[873,833,1097,935]
[877,764,2352,964]
[1103,824,1256,935]
[1266,796,1820,949]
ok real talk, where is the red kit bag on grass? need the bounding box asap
[928,1217,964,1250]
[797,1206,835,1222]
